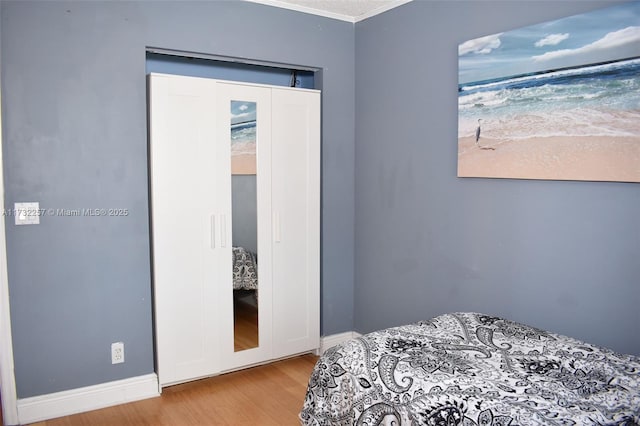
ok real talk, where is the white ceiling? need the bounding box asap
[245,0,413,23]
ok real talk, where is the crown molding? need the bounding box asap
[245,0,412,23]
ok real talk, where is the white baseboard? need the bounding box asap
[17,373,159,424]
[319,331,362,355]
[14,335,361,424]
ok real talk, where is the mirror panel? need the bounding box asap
[230,100,259,352]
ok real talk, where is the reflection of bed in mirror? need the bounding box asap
[232,246,258,291]
[232,246,259,352]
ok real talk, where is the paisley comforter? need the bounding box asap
[232,246,258,291]
[300,312,640,425]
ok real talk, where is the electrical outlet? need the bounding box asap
[111,342,125,364]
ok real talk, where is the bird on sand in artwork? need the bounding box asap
[475,119,495,150]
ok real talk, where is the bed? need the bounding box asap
[300,312,640,425]
[232,246,258,291]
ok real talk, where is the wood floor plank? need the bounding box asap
[28,354,318,426]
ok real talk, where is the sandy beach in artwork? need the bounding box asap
[231,153,256,175]
[458,135,640,182]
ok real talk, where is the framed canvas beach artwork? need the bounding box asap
[457,3,640,182]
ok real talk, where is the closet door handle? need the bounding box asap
[210,214,216,249]
[220,214,227,248]
[274,212,281,243]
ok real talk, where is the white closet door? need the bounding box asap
[271,88,321,358]
[150,74,321,386]
[216,82,274,372]
[149,74,222,386]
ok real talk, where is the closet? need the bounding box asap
[148,73,320,387]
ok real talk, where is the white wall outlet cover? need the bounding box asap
[14,202,40,225]
[111,342,125,364]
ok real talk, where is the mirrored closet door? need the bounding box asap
[216,83,274,372]
[148,73,320,388]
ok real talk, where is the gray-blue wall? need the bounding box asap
[232,175,258,254]
[354,0,639,356]
[1,0,355,398]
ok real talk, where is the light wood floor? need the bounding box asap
[28,354,318,426]
[234,292,259,352]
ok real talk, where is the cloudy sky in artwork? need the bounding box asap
[458,2,640,84]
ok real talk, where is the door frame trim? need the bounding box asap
[0,73,19,425]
